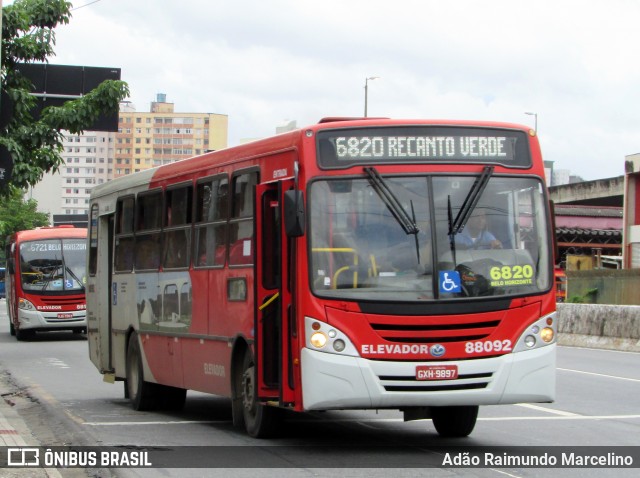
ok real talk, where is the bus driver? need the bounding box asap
[455,209,502,250]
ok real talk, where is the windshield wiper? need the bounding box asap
[447,165,494,268]
[364,167,419,235]
[448,165,494,236]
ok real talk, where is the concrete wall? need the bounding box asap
[549,175,624,205]
[566,269,640,305]
[557,303,640,352]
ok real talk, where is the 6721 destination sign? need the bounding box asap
[316,126,531,169]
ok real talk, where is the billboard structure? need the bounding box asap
[0,63,122,188]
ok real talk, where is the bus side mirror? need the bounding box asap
[284,190,305,237]
[7,258,14,274]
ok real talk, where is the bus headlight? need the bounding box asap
[333,339,346,352]
[513,313,557,352]
[541,327,554,343]
[310,332,328,348]
[18,298,36,311]
[305,317,359,356]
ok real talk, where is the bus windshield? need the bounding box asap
[19,239,87,293]
[309,174,550,301]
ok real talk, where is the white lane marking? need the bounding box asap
[44,358,71,369]
[490,470,523,478]
[515,403,580,417]
[84,420,224,426]
[558,367,640,383]
[559,345,640,356]
[478,415,640,421]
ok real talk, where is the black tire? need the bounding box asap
[126,332,157,411]
[9,320,15,336]
[15,327,34,341]
[238,349,280,438]
[431,405,479,438]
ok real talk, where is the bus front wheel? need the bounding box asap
[15,327,34,341]
[126,332,157,411]
[431,405,478,437]
[238,349,280,438]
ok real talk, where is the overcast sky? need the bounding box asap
[44,0,640,181]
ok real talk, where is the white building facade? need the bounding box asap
[60,130,115,216]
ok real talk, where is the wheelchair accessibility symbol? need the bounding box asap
[439,271,461,293]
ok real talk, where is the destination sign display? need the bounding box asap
[317,126,531,169]
[22,240,87,253]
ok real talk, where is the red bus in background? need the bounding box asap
[555,268,567,302]
[5,226,88,340]
[87,118,556,439]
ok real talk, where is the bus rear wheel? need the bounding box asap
[431,405,478,437]
[238,349,280,438]
[126,332,157,411]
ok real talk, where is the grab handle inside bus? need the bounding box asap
[284,190,305,237]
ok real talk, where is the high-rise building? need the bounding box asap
[114,94,228,177]
[28,94,228,220]
[28,130,115,219]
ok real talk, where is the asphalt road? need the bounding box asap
[1,298,639,477]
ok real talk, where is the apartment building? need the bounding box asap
[29,94,228,220]
[62,130,115,214]
[27,130,115,219]
[115,94,228,177]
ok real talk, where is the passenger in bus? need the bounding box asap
[455,209,502,250]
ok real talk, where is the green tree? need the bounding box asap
[0,187,49,263]
[0,0,129,195]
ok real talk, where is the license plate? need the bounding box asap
[57,313,73,319]
[416,365,458,381]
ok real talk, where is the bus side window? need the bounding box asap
[115,197,135,272]
[229,171,258,266]
[163,185,193,269]
[88,204,99,276]
[135,190,162,271]
[195,176,229,267]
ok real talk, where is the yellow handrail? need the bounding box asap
[258,292,280,311]
[312,247,358,289]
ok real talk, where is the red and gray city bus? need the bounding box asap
[5,226,88,340]
[87,118,556,438]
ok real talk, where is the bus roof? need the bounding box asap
[89,117,536,200]
[9,226,87,242]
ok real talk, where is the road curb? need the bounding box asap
[0,371,64,477]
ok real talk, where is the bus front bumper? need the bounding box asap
[16,308,87,332]
[300,344,556,410]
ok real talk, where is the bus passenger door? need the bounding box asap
[87,211,114,373]
[255,181,296,406]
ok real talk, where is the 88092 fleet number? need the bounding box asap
[465,340,512,354]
